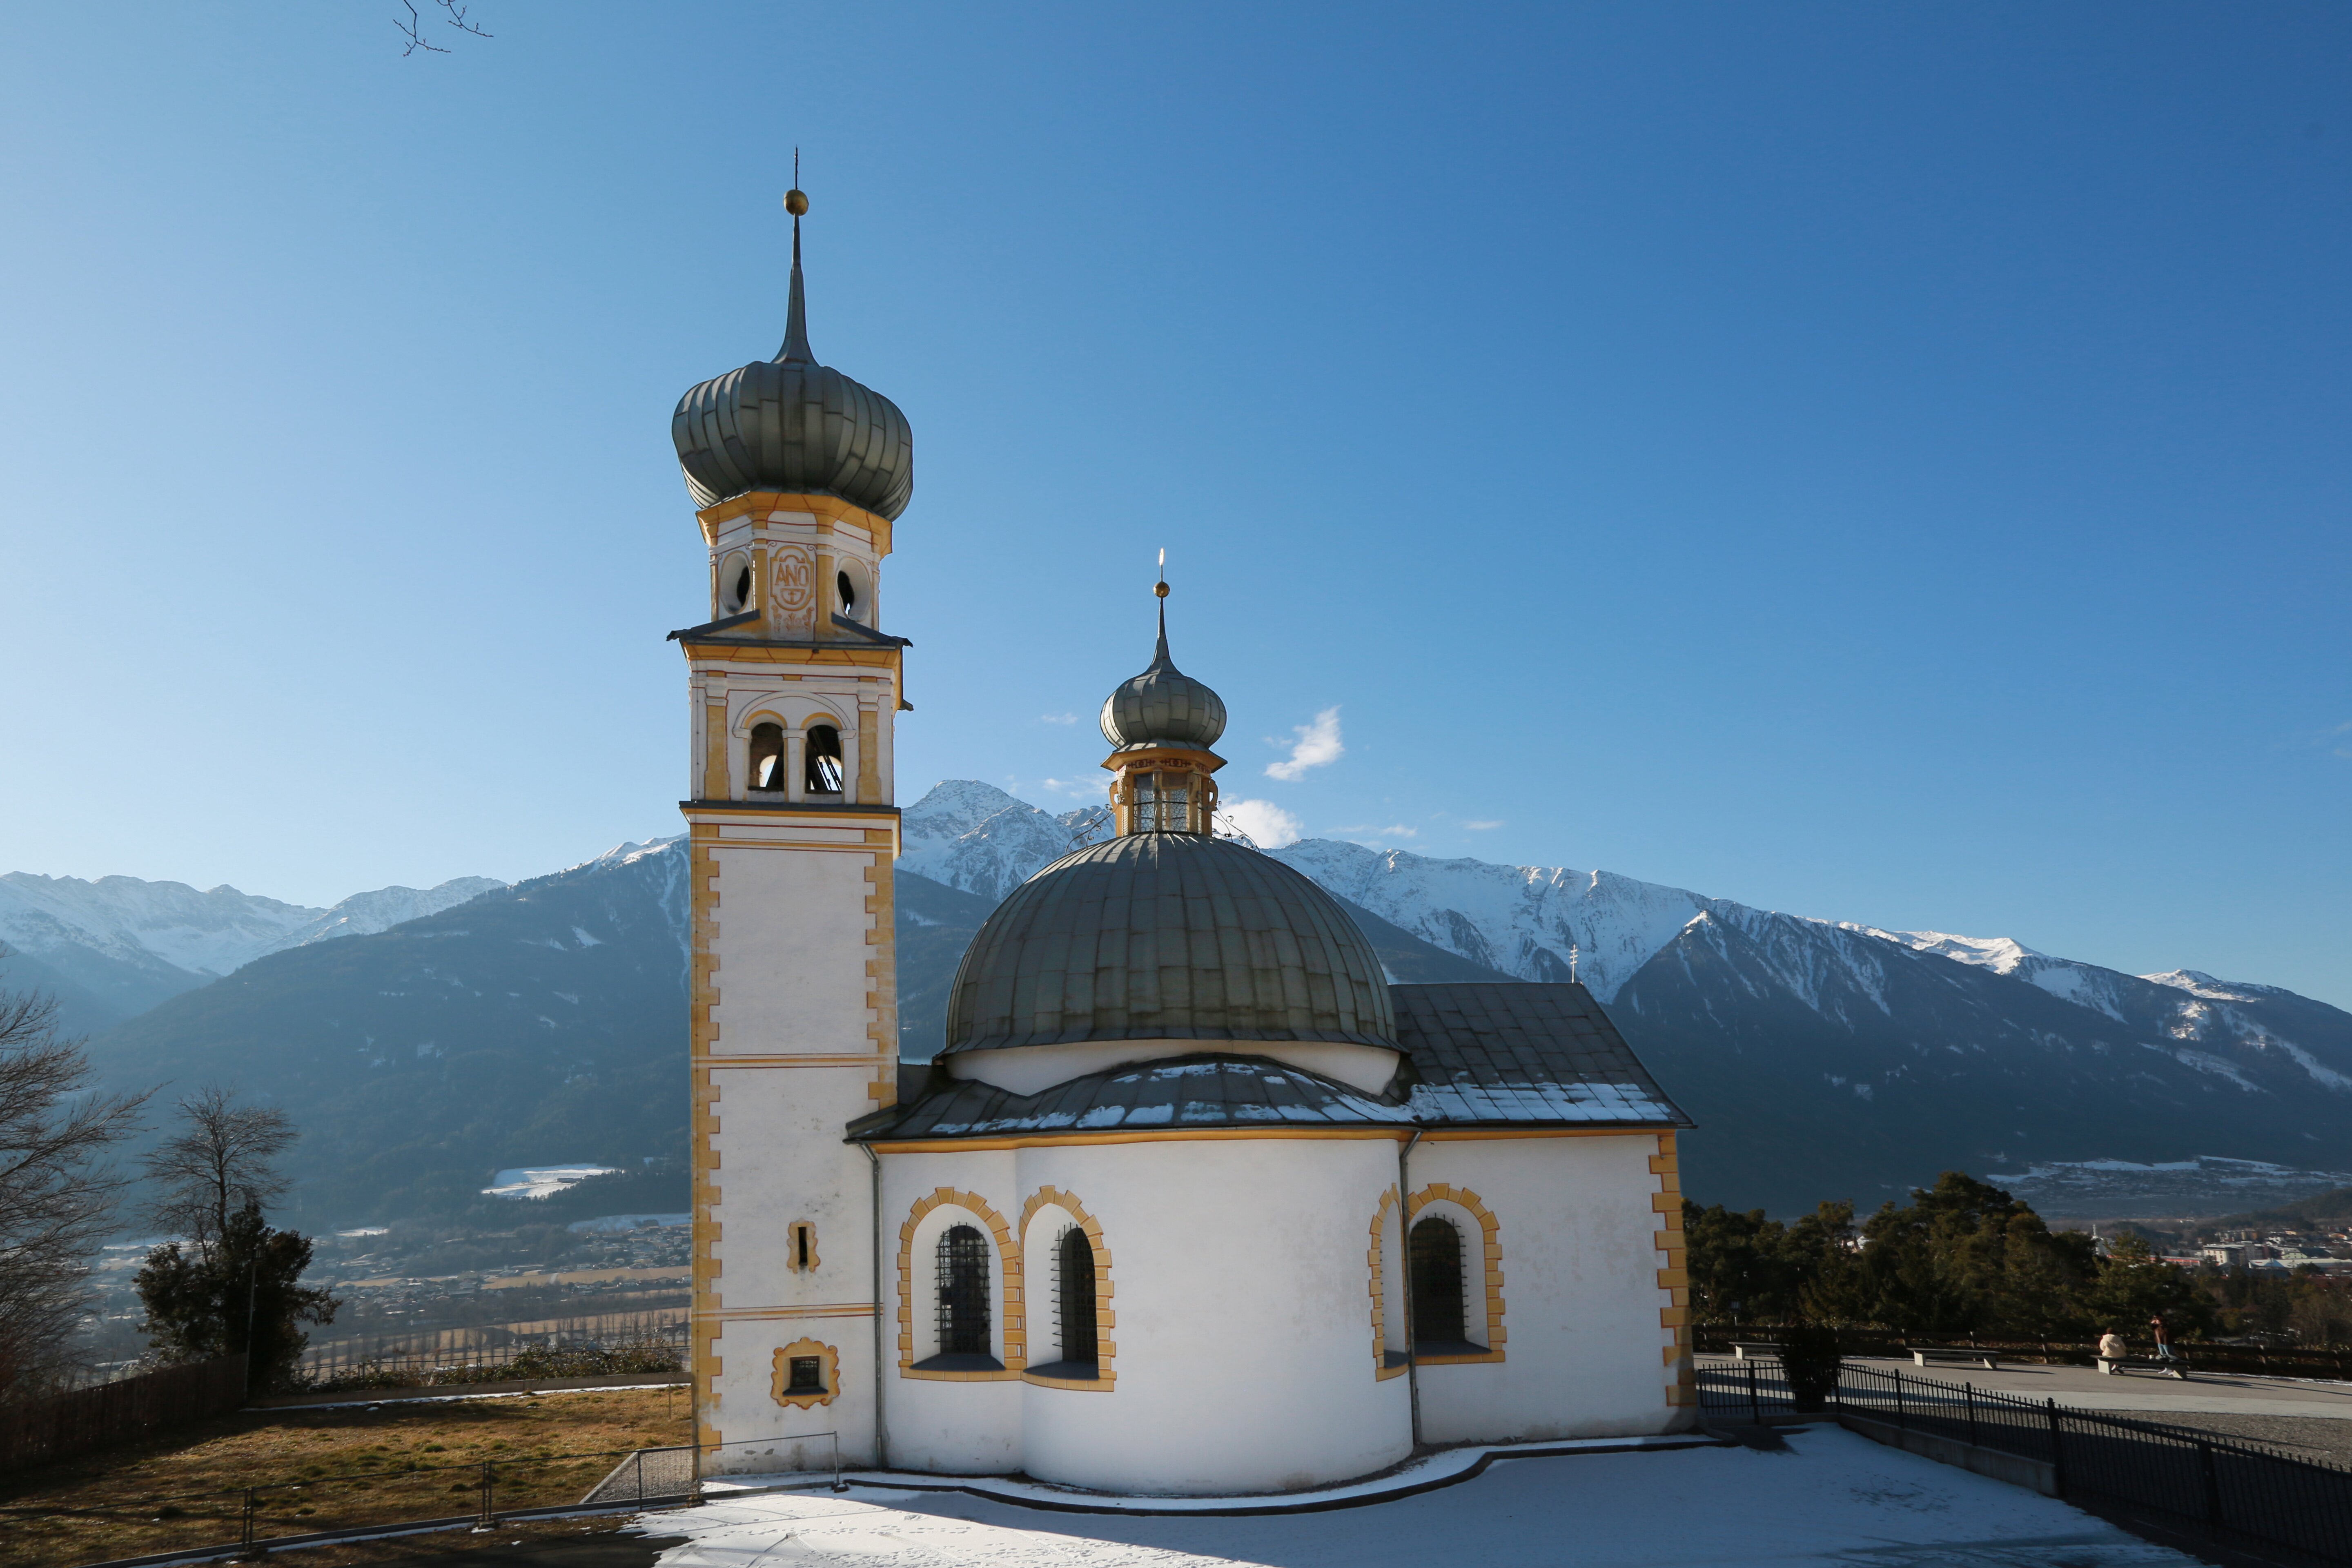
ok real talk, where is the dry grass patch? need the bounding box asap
[0,1385,691,1568]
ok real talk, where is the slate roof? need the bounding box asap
[852,1055,1412,1142]
[943,833,1396,1053]
[1390,982,1692,1129]
[859,982,1690,1143]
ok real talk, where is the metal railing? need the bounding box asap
[1698,1359,2352,1565]
[294,1321,689,1390]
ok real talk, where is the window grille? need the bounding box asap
[785,1356,823,1394]
[935,1223,991,1356]
[1130,772,1194,832]
[1410,1215,1467,1345]
[1056,1226,1098,1368]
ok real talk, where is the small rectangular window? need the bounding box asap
[786,1356,823,1394]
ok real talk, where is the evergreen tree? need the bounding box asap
[134,1200,338,1390]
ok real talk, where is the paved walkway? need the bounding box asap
[634,1427,2201,1568]
[1828,1355,2352,1421]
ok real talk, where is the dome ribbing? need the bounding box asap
[671,218,912,519]
[944,833,1396,1053]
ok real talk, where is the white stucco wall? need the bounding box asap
[875,1150,1025,1476]
[877,1137,1413,1494]
[1014,1136,1413,1494]
[1405,1133,1686,1444]
[694,823,895,1473]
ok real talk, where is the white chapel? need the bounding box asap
[665,190,1697,1496]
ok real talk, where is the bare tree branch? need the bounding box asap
[0,947,150,1402]
[397,0,492,56]
[395,1,449,56]
[141,1086,296,1260]
[439,0,492,39]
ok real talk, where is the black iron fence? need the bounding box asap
[1698,1359,2352,1566]
[1693,1325,2352,1382]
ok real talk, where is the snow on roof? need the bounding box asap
[1391,982,1693,1129]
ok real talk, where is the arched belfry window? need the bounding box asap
[1410,1215,1468,1349]
[1056,1227,1098,1370]
[805,723,844,795]
[936,1223,991,1359]
[748,723,785,793]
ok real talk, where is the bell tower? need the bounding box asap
[669,184,913,1473]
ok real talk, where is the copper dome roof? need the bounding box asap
[1098,604,1227,751]
[671,223,912,520]
[943,833,1396,1053]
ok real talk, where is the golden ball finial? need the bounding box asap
[784,189,809,216]
[1154,581,1169,598]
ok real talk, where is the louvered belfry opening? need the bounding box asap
[936,1223,991,1356]
[1410,1215,1467,1347]
[1056,1227,1098,1368]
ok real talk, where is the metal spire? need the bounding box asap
[1152,548,1173,668]
[779,153,813,364]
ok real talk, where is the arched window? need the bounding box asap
[805,723,844,794]
[936,1223,991,1359]
[1056,1227,1098,1369]
[1410,1215,1467,1349]
[748,723,785,793]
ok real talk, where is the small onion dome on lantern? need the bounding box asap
[671,191,913,520]
[1100,589,1227,751]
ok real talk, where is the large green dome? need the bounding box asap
[943,833,1396,1053]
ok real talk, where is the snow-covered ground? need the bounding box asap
[481,1163,620,1199]
[635,1427,2196,1568]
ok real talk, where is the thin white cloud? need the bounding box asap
[1039,777,1095,797]
[1265,706,1343,781]
[1463,820,1506,831]
[1040,713,1079,725]
[1377,824,1417,838]
[1221,798,1304,849]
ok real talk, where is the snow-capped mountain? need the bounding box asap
[82,837,693,1219]
[896,781,2352,1211]
[897,779,1102,902]
[0,869,506,1033]
[60,783,2352,1219]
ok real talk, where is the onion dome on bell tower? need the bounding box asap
[1099,559,1226,834]
[671,188,913,519]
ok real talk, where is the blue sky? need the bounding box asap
[1,4,2345,1004]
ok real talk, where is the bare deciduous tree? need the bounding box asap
[141,1086,296,1261]
[0,953,149,1402]
[397,0,492,57]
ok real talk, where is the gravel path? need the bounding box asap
[2099,1408,2352,1467]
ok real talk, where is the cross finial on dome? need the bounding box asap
[780,151,813,364]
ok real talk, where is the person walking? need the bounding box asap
[2149,1315,2183,1378]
